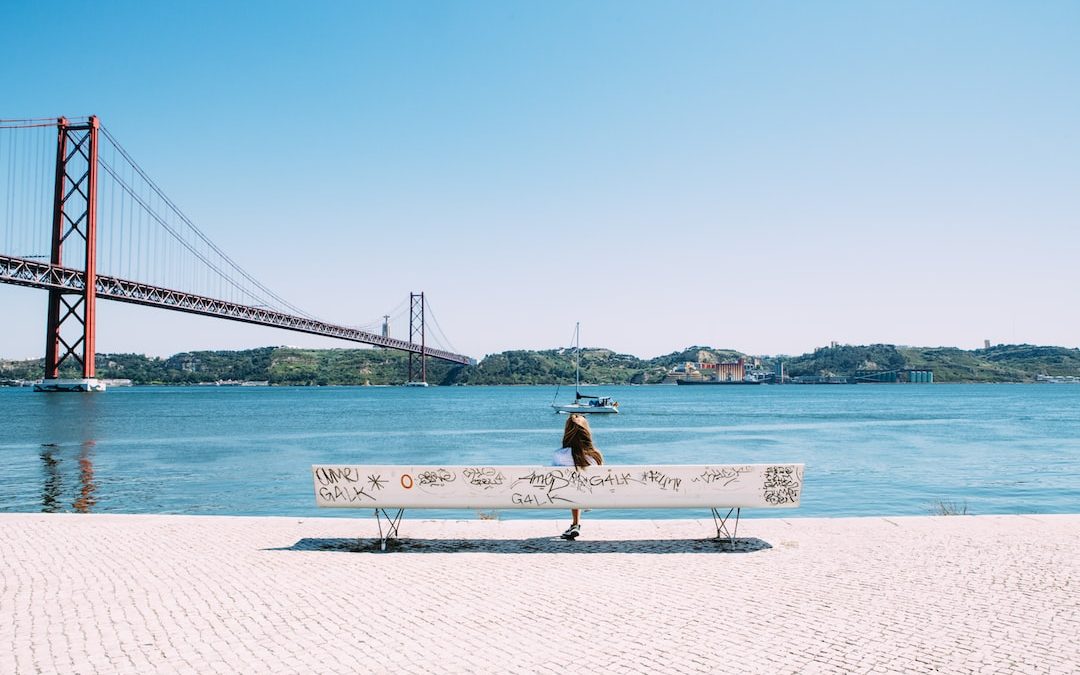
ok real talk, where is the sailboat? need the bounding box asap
[551,322,619,414]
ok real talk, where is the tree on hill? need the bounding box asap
[784,344,905,377]
[646,346,747,369]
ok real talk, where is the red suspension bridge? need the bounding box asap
[0,116,472,390]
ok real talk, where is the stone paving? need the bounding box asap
[1,513,1078,674]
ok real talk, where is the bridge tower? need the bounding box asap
[407,292,427,386]
[38,116,104,392]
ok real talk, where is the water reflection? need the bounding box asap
[40,444,63,513]
[74,440,97,512]
[37,394,100,513]
[38,440,98,513]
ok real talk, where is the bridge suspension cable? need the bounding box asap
[0,123,54,263]
[424,297,458,354]
[97,126,314,319]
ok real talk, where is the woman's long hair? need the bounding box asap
[562,414,603,469]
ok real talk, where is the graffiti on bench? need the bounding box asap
[313,463,804,510]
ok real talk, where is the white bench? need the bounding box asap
[313,460,803,550]
[312,463,804,550]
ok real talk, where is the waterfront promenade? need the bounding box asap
[1,513,1077,674]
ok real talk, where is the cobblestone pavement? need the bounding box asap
[1,513,1077,674]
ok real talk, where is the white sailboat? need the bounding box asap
[551,322,619,414]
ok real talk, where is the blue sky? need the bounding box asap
[2,1,1078,360]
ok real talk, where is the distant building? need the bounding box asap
[984,339,991,349]
[696,358,746,382]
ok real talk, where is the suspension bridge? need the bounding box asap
[0,116,472,390]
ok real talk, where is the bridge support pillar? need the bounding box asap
[407,292,427,386]
[38,116,104,393]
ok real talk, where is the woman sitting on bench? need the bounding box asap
[553,413,604,540]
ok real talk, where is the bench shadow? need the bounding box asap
[268,536,772,554]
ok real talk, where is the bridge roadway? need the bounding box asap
[0,254,472,365]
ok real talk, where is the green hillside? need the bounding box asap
[2,343,1079,386]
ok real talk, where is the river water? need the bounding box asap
[1,384,1077,519]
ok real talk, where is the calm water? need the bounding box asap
[1,384,1078,519]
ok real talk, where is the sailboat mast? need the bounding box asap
[574,321,580,396]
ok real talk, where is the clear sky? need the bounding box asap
[2,1,1078,360]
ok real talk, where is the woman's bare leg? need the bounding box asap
[571,509,580,525]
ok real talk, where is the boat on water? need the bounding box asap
[551,322,619,414]
[554,393,620,414]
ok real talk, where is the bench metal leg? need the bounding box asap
[711,507,740,544]
[374,508,404,551]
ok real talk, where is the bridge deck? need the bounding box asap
[0,254,471,364]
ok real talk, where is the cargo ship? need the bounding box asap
[676,375,766,385]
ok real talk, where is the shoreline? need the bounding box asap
[5,380,1080,388]
[2,512,1077,673]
